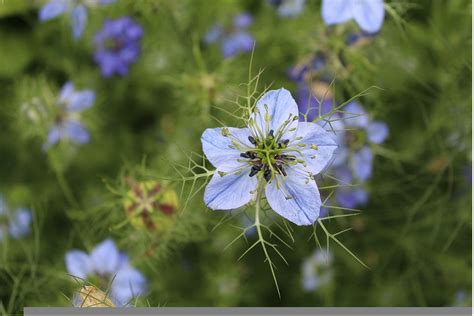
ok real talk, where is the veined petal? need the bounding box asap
[65,250,92,280]
[90,239,120,276]
[252,88,299,141]
[321,0,353,26]
[366,121,389,144]
[68,90,95,112]
[71,4,87,39]
[265,167,321,225]
[342,102,369,128]
[351,146,373,181]
[352,0,385,33]
[39,0,69,21]
[204,169,257,210]
[201,127,253,172]
[292,122,337,175]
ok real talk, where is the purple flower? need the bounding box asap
[268,0,306,18]
[38,0,115,39]
[201,88,337,225]
[65,239,147,306]
[44,82,94,149]
[94,17,143,77]
[0,197,32,241]
[301,249,333,292]
[204,13,255,59]
[336,102,389,182]
[322,0,385,33]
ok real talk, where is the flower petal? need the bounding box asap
[64,121,90,144]
[292,122,337,175]
[352,0,385,33]
[8,208,32,238]
[233,13,253,28]
[39,0,68,21]
[204,169,257,210]
[277,0,305,17]
[265,167,321,225]
[366,121,389,144]
[221,32,254,58]
[90,239,120,276]
[321,0,353,26]
[204,24,223,44]
[65,250,92,280]
[201,127,253,172]
[111,267,147,306]
[336,187,368,209]
[351,146,373,181]
[252,88,299,140]
[71,4,87,39]
[68,90,95,112]
[46,126,62,145]
[59,82,75,103]
[342,102,369,128]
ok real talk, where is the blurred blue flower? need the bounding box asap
[201,88,337,225]
[65,239,147,306]
[0,198,32,241]
[301,249,333,292]
[336,102,389,182]
[45,82,95,149]
[94,17,143,77]
[204,13,254,59]
[321,0,385,33]
[268,0,306,18]
[38,0,116,39]
[333,166,368,209]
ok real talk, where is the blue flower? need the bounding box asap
[333,166,368,209]
[321,0,385,33]
[45,82,95,149]
[94,17,143,77]
[201,88,337,226]
[38,0,115,39]
[336,102,389,182]
[268,0,306,18]
[301,249,333,292]
[204,13,255,59]
[0,198,32,241]
[65,239,147,306]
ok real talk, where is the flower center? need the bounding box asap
[105,38,124,52]
[345,129,366,150]
[240,129,296,182]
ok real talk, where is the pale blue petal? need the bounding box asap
[366,121,389,144]
[65,250,92,280]
[321,0,352,26]
[90,239,120,276]
[342,102,369,128]
[100,0,116,4]
[111,267,147,306]
[39,0,69,21]
[64,121,90,144]
[221,32,254,58]
[204,25,223,44]
[265,167,321,225]
[277,0,305,17]
[59,82,75,103]
[8,208,32,238]
[68,90,95,112]
[351,146,373,181]
[292,122,337,175]
[71,4,87,39]
[336,187,368,209]
[352,0,385,33]
[252,88,299,140]
[233,13,253,28]
[46,126,61,145]
[201,127,253,172]
[204,169,257,210]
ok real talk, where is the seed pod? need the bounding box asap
[77,285,115,308]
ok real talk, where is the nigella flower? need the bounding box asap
[321,0,385,33]
[268,0,306,18]
[45,82,94,149]
[0,198,32,241]
[65,239,147,306]
[38,0,116,39]
[204,13,254,59]
[201,88,337,226]
[94,17,143,77]
[334,102,389,182]
[301,249,333,292]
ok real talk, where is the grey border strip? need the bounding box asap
[24,307,473,315]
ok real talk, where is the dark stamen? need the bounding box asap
[248,136,257,145]
[263,165,272,182]
[268,130,274,138]
[240,152,251,158]
[249,164,261,177]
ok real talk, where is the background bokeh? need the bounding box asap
[0,0,471,312]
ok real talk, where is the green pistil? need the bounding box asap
[345,129,366,150]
